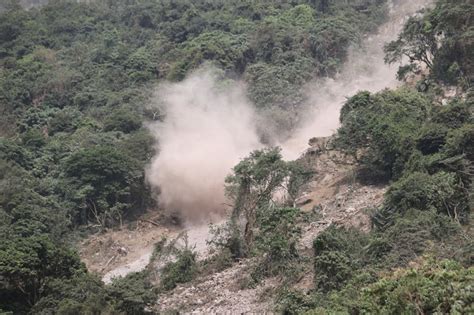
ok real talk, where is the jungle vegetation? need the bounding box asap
[0,0,472,313]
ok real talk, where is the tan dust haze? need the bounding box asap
[147,69,261,222]
[280,0,432,159]
[147,0,432,222]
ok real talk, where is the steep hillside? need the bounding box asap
[155,143,388,313]
[0,0,472,314]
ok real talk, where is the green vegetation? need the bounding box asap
[274,1,473,312]
[385,0,473,86]
[2,1,382,311]
[160,248,198,291]
[0,0,472,313]
[209,148,312,284]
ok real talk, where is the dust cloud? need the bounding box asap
[147,0,431,222]
[280,0,432,159]
[146,69,261,222]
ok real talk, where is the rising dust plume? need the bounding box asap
[280,0,432,159]
[147,0,431,222]
[147,70,261,222]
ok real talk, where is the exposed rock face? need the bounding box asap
[156,148,387,313]
[156,259,274,314]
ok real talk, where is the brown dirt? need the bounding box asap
[156,143,388,312]
[78,140,387,312]
[156,259,276,314]
[79,213,180,277]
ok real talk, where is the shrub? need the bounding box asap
[360,259,474,314]
[314,250,353,292]
[384,171,469,221]
[48,107,82,135]
[416,124,448,155]
[313,227,369,292]
[103,108,142,133]
[160,248,197,291]
[253,206,302,280]
[107,271,156,314]
[432,100,472,129]
[336,88,430,181]
[444,124,474,161]
[371,210,461,267]
[276,289,317,315]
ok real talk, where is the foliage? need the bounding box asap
[385,0,474,86]
[372,210,461,267]
[315,99,472,311]
[160,248,198,291]
[383,171,469,222]
[1,0,471,313]
[224,147,311,258]
[360,259,474,314]
[64,145,144,227]
[252,206,302,280]
[336,88,430,181]
[336,89,473,222]
[0,234,85,312]
[31,273,111,315]
[107,271,156,314]
[29,270,155,314]
[276,288,318,315]
[302,258,473,314]
[313,226,369,292]
[210,148,311,285]
[103,107,142,133]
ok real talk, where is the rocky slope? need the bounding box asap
[155,141,387,313]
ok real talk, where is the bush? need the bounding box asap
[384,172,469,221]
[304,259,474,314]
[336,88,430,181]
[444,124,474,161]
[416,124,448,155]
[313,227,369,292]
[160,248,197,291]
[252,206,302,280]
[103,108,142,133]
[276,289,317,315]
[360,259,474,314]
[314,250,353,292]
[107,271,156,314]
[432,100,472,129]
[371,209,462,267]
[48,107,83,135]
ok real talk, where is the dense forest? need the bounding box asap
[0,0,472,314]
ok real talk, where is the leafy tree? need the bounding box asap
[103,107,142,133]
[107,271,156,314]
[313,226,369,292]
[226,147,290,254]
[0,235,84,311]
[32,273,110,315]
[160,248,197,291]
[63,145,141,226]
[336,88,430,181]
[385,0,474,85]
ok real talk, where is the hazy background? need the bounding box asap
[147,0,432,222]
[147,69,261,222]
